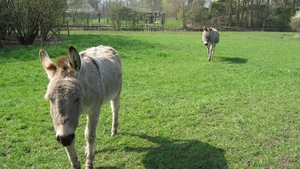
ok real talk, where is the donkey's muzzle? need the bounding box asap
[56,133,75,146]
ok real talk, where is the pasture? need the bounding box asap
[0,31,299,168]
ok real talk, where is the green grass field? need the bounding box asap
[1,31,300,168]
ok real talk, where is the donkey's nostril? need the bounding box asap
[56,133,75,147]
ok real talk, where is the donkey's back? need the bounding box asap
[209,28,219,44]
[79,45,122,105]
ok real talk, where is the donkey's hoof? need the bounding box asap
[111,126,118,136]
[85,160,93,169]
[72,161,81,169]
[111,131,117,136]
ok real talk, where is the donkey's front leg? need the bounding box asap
[85,112,100,169]
[65,144,81,169]
[206,45,210,56]
[207,45,212,61]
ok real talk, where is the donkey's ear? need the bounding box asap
[68,45,81,72]
[39,49,57,79]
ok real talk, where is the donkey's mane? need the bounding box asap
[55,56,69,71]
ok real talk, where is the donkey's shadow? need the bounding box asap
[220,57,248,64]
[97,133,228,169]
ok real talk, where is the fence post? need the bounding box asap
[66,21,70,37]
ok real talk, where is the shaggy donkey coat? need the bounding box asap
[39,45,122,169]
[202,26,220,61]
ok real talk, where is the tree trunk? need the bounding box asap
[16,32,38,45]
[227,0,232,26]
[182,5,187,29]
[284,0,288,8]
[240,1,246,27]
[256,0,261,27]
[237,0,240,22]
[262,0,270,31]
[292,0,296,13]
[86,14,90,26]
[249,0,254,30]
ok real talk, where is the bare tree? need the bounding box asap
[105,1,122,30]
[68,0,85,24]
[0,0,13,47]
[165,0,205,29]
[149,0,163,12]
[7,0,66,45]
[40,1,67,43]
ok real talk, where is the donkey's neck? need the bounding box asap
[78,58,105,106]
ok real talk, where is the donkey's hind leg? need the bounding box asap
[110,94,120,136]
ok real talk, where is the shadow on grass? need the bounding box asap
[114,133,228,169]
[95,167,118,169]
[220,57,248,64]
[0,34,158,63]
[68,34,155,51]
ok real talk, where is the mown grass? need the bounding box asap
[0,31,300,168]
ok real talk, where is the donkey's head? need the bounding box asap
[202,26,213,46]
[40,46,84,147]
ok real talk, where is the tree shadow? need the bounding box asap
[220,57,248,64]
[95,167,118,169]
[121,133,228,169]
[0,34,159,63]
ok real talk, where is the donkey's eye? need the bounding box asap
[75,98,80,105]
